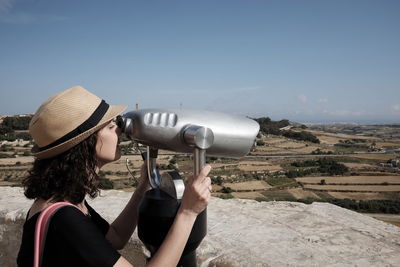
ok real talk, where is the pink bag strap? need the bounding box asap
[33,202,80,267]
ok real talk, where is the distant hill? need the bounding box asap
[253,117,320,143]
[0,115,33,141]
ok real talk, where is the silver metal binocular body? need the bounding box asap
[119,108,260,158]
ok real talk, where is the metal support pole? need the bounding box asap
[147,146,161,188]
[194,148,206,176]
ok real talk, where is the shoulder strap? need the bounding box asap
[33,202,81,267]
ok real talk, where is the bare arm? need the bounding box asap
[113,209,201,267]
[106,163,151,250]
[113,256,133,267]
[146,165,212,267]
[111,164,212,267]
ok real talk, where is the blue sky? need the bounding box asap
[0,0,399,123]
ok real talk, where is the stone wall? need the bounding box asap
[1,186,400,266]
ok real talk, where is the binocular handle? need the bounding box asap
[144,147,161,189]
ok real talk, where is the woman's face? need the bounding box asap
[96,119,122,167]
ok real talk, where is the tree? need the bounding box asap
[253,117,289,135]
[221,186,233,193]
[15,132,32,140]
[282,130,320,143]
[2,116,32,130]
[212,176,223,185]
[0,125,13,135]
[256,140,265,146]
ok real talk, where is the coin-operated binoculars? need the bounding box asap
[117,109,259,266]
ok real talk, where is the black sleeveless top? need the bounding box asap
[17,202,120,267]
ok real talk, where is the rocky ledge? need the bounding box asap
[1,187,399,266]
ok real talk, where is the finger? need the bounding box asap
[197,165,211,180]
[189,165,211,185]
[205,189,211,199]
[203,177,211,186]
[200,180,212,194]
[198,184,211,197]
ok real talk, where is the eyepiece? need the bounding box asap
[116,115,124,130]
[116,115,134,139]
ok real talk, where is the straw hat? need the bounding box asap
[29,86,127,159]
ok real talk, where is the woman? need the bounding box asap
[17,86,212,267]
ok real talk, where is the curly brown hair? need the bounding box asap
[22,132,100,204]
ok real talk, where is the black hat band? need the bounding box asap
[38,100,110,152]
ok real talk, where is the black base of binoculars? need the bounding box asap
[138,189,207,267]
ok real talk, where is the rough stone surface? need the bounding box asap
[1,186,400,266]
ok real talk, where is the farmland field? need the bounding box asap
[296,176,400,185]
[307,130,373,140]
[354,154,395,161]
[357,171,396,176]
[303,184,400,192]
[254,144,319,155]
[101,155,171,173]
[343,163,375,169]
[238,161,282,172]
[223,180,271,191]
[0,156,34,165]
[376,141,400,147]
[327,192,391,200]
[286,187,321,199]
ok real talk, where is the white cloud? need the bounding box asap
[0,0,15,12]
[297,94,307,103]
[317,98,328,104]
